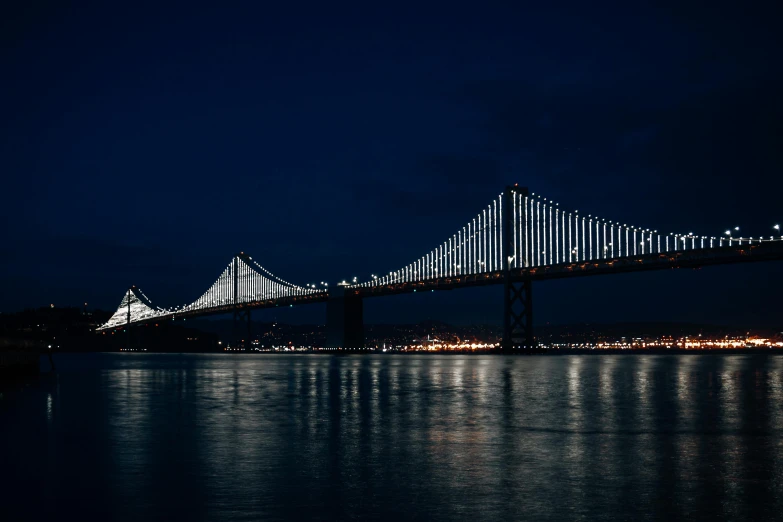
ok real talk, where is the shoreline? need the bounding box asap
[50,348,783,356]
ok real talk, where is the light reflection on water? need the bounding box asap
[2,353,783,521]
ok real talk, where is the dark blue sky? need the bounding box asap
[2,2,781,326]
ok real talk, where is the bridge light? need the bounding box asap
[775,224,780,231]
[725,230,731,235]
[735,226,740,231]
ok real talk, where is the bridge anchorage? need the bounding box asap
[98,186,783,352]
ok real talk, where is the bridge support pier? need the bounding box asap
[326,287,364,350]
[501,186,534,352]
[232,308,252,350]
[125,323,133,351]
[502,277,534,352]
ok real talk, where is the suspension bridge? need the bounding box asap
[98,186,783,350]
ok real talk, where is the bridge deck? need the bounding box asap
[105,292,329,329]
[103,242,783,329]
[352,242,783,298]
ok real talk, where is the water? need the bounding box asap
[2,353,783,521]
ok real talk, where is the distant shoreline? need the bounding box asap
[49,348,783,356]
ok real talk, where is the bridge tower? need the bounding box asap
[502,186,534,351]
[122,286,141,351]
[126,286,132,351]
[231,255,252,351]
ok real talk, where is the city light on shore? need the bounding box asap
[218,335,783,352]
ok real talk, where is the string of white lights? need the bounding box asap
[356,194,505,288]
[100,194,782,323]
[97,288,167,330]
[98,254,323,329]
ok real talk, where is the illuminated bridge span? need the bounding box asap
[98,253,326,331]
[99,186,783,350]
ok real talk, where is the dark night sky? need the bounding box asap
[2,2,781,326]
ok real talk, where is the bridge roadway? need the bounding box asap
[162,292,328,322]
[118,241,783,350]
[351,240,783,297]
